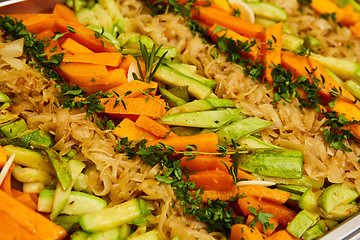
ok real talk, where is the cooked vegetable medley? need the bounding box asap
[0,0,360,239]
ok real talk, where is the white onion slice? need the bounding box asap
[236,180,277,187]
[127,61,142,82]
[0,154,16,186]
[0,38,24,57]
[227,0,255,23]
[1,56,28,70]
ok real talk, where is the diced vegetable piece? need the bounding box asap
[0,118,27,138]
[0,189,67,240]
[87,25,120,46]
[303,36,322,52]
[4,145,55,174]
[45,149,72,191]
[12,164,57,186]
[246,2,287,22]
[147,132,219,153]
[309,53,360,82]
[286,210,319,238]
[302,220,327,240]
[164,61,217,88]
[135,115,170,138]
[53,3,81,24]
[87,227,122,240]
[298,188,324,212]
[189,169,236,191]
[238,196,296,225]
[158,108,241,128]
[253,173,324,189]
[237,148,303,179]
[0,129,54,148]
[282,33,304,51]
[344,79,360,99]
[110,80,157,98]
[54,215,80,233]
[317,183,359,213]
[321,203,360,221]
[230,224,263,240]
[165,98,235,115]
[79,198,150,233]
[238,135,282,149]
[51,159,86,220]
[266,230,299,240]
[38,189,107,215]
[101,97,166,120]
[71,230,89,240]
[245,214,278,235]
[113,118,157,141]
[201,185,291,204]
[216,117,273,145]
[127,229,159,240]
[191,6,264,38]
[159,87,188,107]
[261,21,283,84]
[62,52,122,67]
[154,64,213,99]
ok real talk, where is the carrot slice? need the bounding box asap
[60,62,110,87]
[62,52,123,67]
[262,22,283,84]
[113,118,157,142]
[180,154,255,180]
[147,132,219,153]
[200,185,291,204]
[191,6,264,38]
[110,80,158,98]
[135,115,170,138]
[10,14,55,33]
[189,169,236,191]
[61,38,94,54]
[267,230,300,240]
[0,145,7,168]
[246,214,279,235]
[101,97,166,119]
[231,224,264,240]
[207,24,259,61]
[54,15,116,53]
[52,3,81,24]
[238,196,296,226]
[0,190,67,240]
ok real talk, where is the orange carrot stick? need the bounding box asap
[60,62,110,87]
[191,6,264,38]
[0,145,7,168]
[230,224,264,240]
[0,190,67,240]
[267,230,300,240]
[61,38,94,54]
[147,132,219,153]
[180,154,255,180]
[189,169,236,191]
[10,14,55,33]
[237,196,296,226]
[135,115,170,138]
[54,15,116,53]
[246,214,279,235]
[113,118,157,142]
[262,22,283,84]
[101,97,166,120]
[200,185,291,204]
[109,80,158,98]
[62,52,123,67]
[52,3,81,25]
[207,24,259,61]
